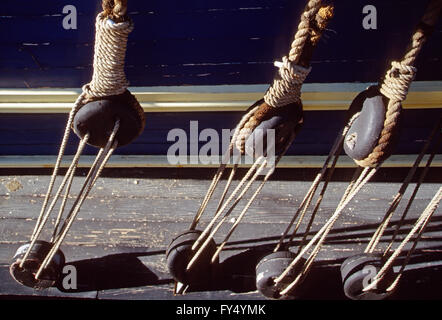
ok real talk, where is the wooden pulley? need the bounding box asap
[343,86,390,161]
[243,100,303,157]
[166,229,218,286]
[255,250,303,299]
[9,240,65,289]
[73,90,145,148]
[340,253,394,300]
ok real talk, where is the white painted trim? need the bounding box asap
[1,82,441,113]
[0,154,440,168]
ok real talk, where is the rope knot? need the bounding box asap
[264,56,311,108]
[380,61,416,103]
[102,0,128,22]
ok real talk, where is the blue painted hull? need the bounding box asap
[1,0,441,88]
[0,1,440,159]
[0,109,439,157]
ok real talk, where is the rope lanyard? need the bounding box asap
[236,2,333,153]
[360,119,441,292]
[365,187,442,293]
[271,0,441,297]
[365,119,441,254]
[182,0,334,281]
[17,1,135,279]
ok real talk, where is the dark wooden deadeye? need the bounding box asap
[9,0,145,289]
[251,0,442,300]
[4,0,441,301]
[164,0,442,300]
[164,0,334,296]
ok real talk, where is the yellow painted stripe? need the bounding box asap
[0,82,441,113]
[0,155,440,168]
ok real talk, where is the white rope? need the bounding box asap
[187,131,294,271]
[191,106,260,229]
[264,57,311,108]
[363,187,442,292]
[275,165,378,294]
[35,120,120,278]
[380,61,416,104]
[21,9,135,271]
[384,131,441,254]
[273,112,358,254]
[211,134,295,263]
[20,123,87,268]
[276,130,346,252]
[84,13,134,98]
[186,156,266,271]
[30,93,86,240]
[51,133,90,241]
[365,136,438,254]
[190,155,264,252]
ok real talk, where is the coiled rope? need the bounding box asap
[84,12,134,99]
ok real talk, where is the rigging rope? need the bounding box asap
[269,0,441,297]
[16,1,138,279]
[235,3,333,153]
[84,12,134,99]
[365,119,442,254]
[176,1,334,287]
[354,0,442,168]
[364,186,442,293]
[356,119,442,292]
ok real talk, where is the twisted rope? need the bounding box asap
[288,0,323,64]
[354,62,416,168]
[355,0,441,167]
[82,11,145,137]
[364,120,441,254]
[274,120,350,253]
[364,187,442,293]
[35,121,120,279]
[276,166,379,296]
[20,7,137,271]
[235,2,333,153]
[265,2,330,108]
[264,58,311,108]
[84,12,134,99]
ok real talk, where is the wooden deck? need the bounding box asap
[0,167,441,300]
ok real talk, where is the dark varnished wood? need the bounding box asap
[0,170,441,299]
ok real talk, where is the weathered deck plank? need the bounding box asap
[0,171,441,299]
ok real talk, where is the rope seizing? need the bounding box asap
[235,2,334,153]
[12,1,142,285]
[264,1,441,298]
